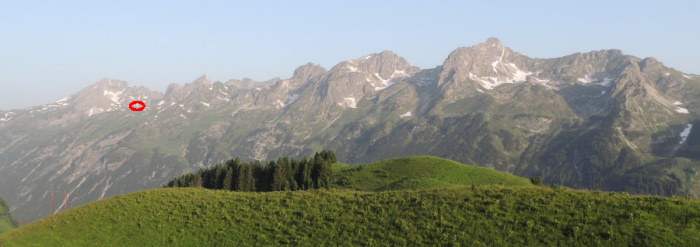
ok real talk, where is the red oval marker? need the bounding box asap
[129,101,146,111]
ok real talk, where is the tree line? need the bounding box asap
[164,150,336,191]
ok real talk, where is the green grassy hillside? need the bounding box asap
[0,197,18,234]
[2,187,700,246]
[332,156,533,190]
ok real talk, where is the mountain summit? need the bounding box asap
[0,38,698,223]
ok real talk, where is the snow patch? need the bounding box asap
[679,124,693,145]
[512,69,532,82]
[665,72,670,76]
[100,179,112,200]
[360,55,372,60]
[157,101,164,106]
[56,97,69,103]
[673,101,683,106]
[599,77,613,87]
[577,76,597,84]
[601,91,606,95]
[476,88,484,93]
[344,97,357,108]
[474,63,532,90]
[0,112,13,122]
[676,108,689,114]
[103,90,124,103]
[200,101,210,107]
[347,65,358,72]
[87,107,104,117]
[683,74,692,79]
[372,70,410,90]
[179,114,187,119]
[399,111,412,118]
[285,93,300,105]
[490,47,505,73]
[373,73,393,91]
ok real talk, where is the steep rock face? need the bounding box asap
[1,38,700,224]
[292,62,327,82]
[439,38,536,101]
[69,78,163,116]
[316,51,420,109]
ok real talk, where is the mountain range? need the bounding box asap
[1,38,698,223]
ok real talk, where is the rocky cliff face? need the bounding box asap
[1,38,699,223]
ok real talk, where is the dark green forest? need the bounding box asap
[165,150,336,191]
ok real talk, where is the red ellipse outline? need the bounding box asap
[129,101,146,111]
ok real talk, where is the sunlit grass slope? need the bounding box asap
[332,156,533,190]
[2,187,700,246]
[0,198,17,234]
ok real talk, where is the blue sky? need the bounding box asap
[1,0,698,110]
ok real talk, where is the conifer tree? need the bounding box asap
[195,173,203,187]
[213,164,225,189]
[223,167,234,190]
[298,156,312,189]
[253,160,265,191]
[318,160,333,189]
[327,150,337,163]
[311,156,325,189]
[265,161,277,191]
[202,168,213,189]
[236,163,248,191]
[289,159,299,190]
[272,160,289,191]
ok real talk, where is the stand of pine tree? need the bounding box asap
[165,150,337,191]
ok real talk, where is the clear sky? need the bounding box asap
[1,0,698,110]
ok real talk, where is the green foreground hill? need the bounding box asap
[2,187,700,246]
[0,197,18,234]
[3,156,700,245]
[332,156,533,190]
[163,155,532,192]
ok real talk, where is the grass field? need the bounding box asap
[3,156,700,246]
[2,187,699,246]
[0,198,17,234]
[332,156,533,190]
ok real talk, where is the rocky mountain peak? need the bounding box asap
[439,38,533,94]
[165,83,182,96]
[292,62,327,81]
[75,78,129,99]
[484,37,504,48]
[67,78,162,115]
[331,50,420,79]
[442,38,515,72]
[640,57,663,72]
[193,75,212,84]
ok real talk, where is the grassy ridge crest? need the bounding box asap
[332,156,533,190]
[3,156,699,245]
[2,187,700,246]
[0,197,18,234]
